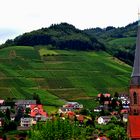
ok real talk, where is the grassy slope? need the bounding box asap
[0,46,132,109]
[108,37,135,47]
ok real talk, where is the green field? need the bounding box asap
[108,37,135,48]
[0,46,132,108]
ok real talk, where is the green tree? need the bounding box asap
[33,93,41,104]
[29,119,91,140]
[5,108,10,120]
[107,125,127,140]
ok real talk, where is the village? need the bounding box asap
[0,91,130,140]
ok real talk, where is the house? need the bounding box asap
[0,100,4,105]
[96,136,108,140]
[58,107,74,114]
[98,93,111,98]
[76,115,84,123]
[63,102,83,109]
[121,109,128,114]
[67,111,75,120]
[10,113,16,121]
[0,106,11,112]
[94,107,102,112]
[0,118,4,127]
[20,117,34,127]
[97,116,111,124]
[30,104,48,121]
[15,100,36,108]
[104,93,111,98]
[123,114,128,123]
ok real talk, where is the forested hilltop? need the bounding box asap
[84,21,138,65]
[2,23,105,51]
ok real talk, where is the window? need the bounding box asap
[133,92,137,104]
[134,109,138,115]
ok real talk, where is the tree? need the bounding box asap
[3,121,17,131]
[28,119,90,140]
[114,92,119,98]
[99,93,105,105]
[15,107,24,123]
[5,108,10,120]
[33,93,41,104]
[107,125,128,140]
[111,98,118,110]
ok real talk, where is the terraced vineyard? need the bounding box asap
[0,46,132,108]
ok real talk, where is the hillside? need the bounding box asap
[84,21,138,65]
[2,23,105,51]
[0,45,131,108]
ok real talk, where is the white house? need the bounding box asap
[58,107,74,114]
[97,116,111,124]
[63,102,83,109]
[123,114,128,123]
[94,107,102,112]
[20,117,34,127]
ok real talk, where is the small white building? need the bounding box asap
[94,107,102,112]
[63,102,83,109]
[97,116,111,124]
[20,118,34,127]
[123,114,128,123]
[58,107,74,114]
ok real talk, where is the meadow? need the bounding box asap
[0,46,132,109]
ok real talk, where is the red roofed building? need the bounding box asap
[128,14,140,139]
[30,104,48,121]
[97,93,110,98]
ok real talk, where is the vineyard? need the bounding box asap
[0,46,132,109]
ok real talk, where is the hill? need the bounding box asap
[0,45,131,109]
[84,21,138,65]
[2,23,105,51]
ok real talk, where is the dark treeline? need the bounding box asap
[2,23,105,51]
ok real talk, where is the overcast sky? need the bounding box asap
[0,0,140,44]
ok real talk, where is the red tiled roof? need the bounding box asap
[67,111,75,116]
[30,104,47,117]
[98,94,102,97]
[104,93,110,97]
[30,104,43,110]
[121,109,128,114]
[98,93,110,98]
[77,115,84,121]
[128,115,140,138]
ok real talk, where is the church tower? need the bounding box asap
[130,12,140,115]
[128,13,140,139]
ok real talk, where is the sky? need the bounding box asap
[0,0,140,44]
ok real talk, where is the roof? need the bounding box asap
[21,117,32,121]
[128,115,140,138]
[60,107,74,112]
[77,115,84,121]
[15,100,36,105]
[121,109,128,114]
[0,100,4,104]
[30,104,47,117]
[104,93,110,97]
[98,93,110,98]
[0,106,11,110]
[67,102,79,105]
[96,137,108,140]
[131,22,140,85]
